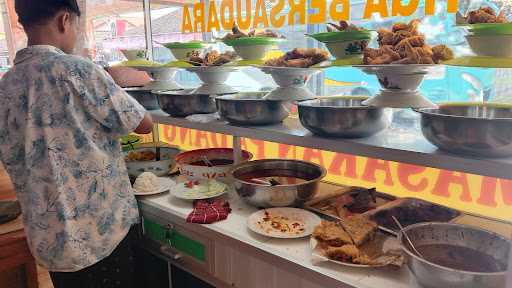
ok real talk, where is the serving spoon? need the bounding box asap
[392,216,425,259]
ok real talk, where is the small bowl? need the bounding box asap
[231,159,326,208]
[175,148,252,183]
[163,41,205,61]
[466,35,512,58]
[298,96,391,138]
[124,87,161,110]
[121,49,146,61]
[124,146,181,178]
[223,37,283,61]
[416,103,512,157]
[154,89,217,117]
[216,92,291,125]
[325,39,368,60]
[357,64,432,91]
[259,66,321,101]
[398,222,510,288]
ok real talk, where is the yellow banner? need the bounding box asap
[181,0,459,33]
[158,124,511,222]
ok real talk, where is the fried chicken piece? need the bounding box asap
[392,22,409,32]
[431,44,454,63]
[313,221,353,247]
[377,28,395,46]
[326,244,361,262]
[353,254,374,265]
[466,7,504,24]
[340,216,377,246]
[395,36,426,57]
[285,58,315,68]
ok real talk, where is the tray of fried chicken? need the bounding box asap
[362,19,454,65]
[311,216,403,268]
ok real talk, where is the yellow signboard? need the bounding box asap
[181,0,459,33]
[158,124,511,222]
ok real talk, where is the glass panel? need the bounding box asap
[86,0,145,66]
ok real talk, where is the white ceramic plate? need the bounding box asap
[171,180,228,200]
[255,65,322,74]
[247,208,321,239]
[133,177,175,196]
[185,66,238,73]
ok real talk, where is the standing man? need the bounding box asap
[0,1,153,287]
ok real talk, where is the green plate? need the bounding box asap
[163,41,205,49]
[161,60,193,68]
[307,31,372,43]
[463,23,512,34]
[444,56,512,68]
[223,37,284,47]
[331,56,364,66]
[120,134,142,151]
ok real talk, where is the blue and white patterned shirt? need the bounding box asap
[0,45,146,272]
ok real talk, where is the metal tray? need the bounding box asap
[365,198,461,235]
[305,187,397,220]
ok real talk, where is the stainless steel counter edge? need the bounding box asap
[151,113,512,180]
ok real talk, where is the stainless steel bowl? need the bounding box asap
[398,222,510,288]
[124,87,161,110]
[154,89,217,117]
[416,104,512,157]
[297,96,391,138]
[216,92,291,125]
[231,159,326,208]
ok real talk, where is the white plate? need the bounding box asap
[185,66,238,73]
[171,180,228,200]
[255,65,322,74]
[247,208,321,239]
[133,177,175,196]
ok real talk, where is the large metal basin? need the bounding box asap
[216,92,291,125]
[298,96,391,138]
[154,89,217,117]
[416,103,512,157]
[398,222,510,288]
[231,159,326,208]
[124,87,161,111]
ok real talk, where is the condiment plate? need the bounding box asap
[247,208,321,239]
[171,180,228,200]
[133,177,176,196]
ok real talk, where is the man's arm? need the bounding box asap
[135,113,153,134]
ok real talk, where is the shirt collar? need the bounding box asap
[14,45,65,65]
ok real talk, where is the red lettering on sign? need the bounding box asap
[303,148,325,167]
[195,130,211,147]
[209,133,229,148]
[432,170,472,202]
[243,138,265,159]
[397,163,428,192]
[278,144,297,159]
[162,125,176,142]
[328,153,357,178]
[477,177,512,207]
[362,159,393,186]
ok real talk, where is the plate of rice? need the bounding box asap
[132,172,175,196]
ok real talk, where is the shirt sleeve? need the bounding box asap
[67,60,147,138]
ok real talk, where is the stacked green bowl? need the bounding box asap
[222,37,284,65]
[307,30,372,65]
[464,23,512,58]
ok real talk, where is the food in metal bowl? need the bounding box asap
[175,148,252,183]
[298,96,391,138]
[154,89,217,117]
[399,222,510,288]
[231,159,326,207]
[416,103,512,157]
[216,92,291,125]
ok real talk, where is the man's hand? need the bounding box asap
[134,113,153,134]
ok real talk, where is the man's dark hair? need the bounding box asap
[15,0,81,27]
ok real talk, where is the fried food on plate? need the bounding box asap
[466,7,508,24]
[364,19,454,65]
[222,23,284,40]
[265,48,329,68]
[313,220,353,246]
